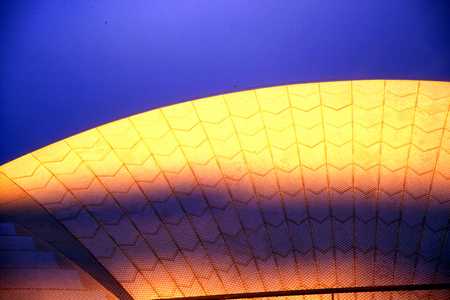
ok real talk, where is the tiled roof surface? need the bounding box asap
[1,80,449,299]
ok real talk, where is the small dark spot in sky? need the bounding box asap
[104,20,108,24]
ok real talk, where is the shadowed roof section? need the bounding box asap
[0,174,132,300]
[0,219,120,300]
[1,80,449,299]
[1,0,450,164]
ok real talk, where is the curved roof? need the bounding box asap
[1,1,450,164]
[1,80,449,299]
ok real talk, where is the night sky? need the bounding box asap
[1,0,450,164]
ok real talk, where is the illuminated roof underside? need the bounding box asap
[0,80,449,300]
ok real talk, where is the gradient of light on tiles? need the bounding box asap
[0,80,449,300]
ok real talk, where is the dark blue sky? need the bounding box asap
[1,0,450,164]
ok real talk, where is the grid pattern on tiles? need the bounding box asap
[0,80,449,300]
